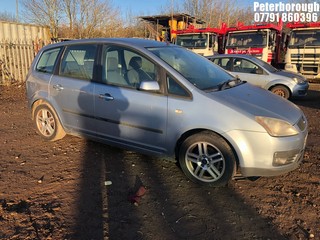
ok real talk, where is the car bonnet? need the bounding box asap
[273,69,304,80]
[209,83,303,124]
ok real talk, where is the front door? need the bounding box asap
[93,45,168,154]
[231,58,267,87]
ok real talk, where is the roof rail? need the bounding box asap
[226,19,283,33]
[286,22,320,29]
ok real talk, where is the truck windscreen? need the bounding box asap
[227,32,267,48]
[176,34,208,49]
[289,30,320,47]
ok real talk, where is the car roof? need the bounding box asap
[41,38,173,50]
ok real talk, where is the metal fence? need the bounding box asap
[0,21,51,85]
[0,40,36,84]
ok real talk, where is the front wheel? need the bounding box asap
[270,85,290,99]
[33,103,66,141]
[178,132,236,187]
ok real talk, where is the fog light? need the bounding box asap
[273,150,300,166]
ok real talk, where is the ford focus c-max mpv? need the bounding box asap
[26,38,308,187]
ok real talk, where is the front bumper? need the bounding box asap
[291,82,309,97]
[223,126,308,177]
[240,148,304,176]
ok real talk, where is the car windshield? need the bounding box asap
[148,46,235,91]
[227,31,267,48]
[289,30,320,47]
[251,57,279,73]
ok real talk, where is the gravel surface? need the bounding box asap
[0,84,319,240]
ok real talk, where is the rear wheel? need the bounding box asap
[33,103,66,141]
[270,85,290,99]
[178,132,236,187]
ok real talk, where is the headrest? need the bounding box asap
[107,57,118,71]
[129,56,142,69]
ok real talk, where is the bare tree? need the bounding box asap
[21,0,61,39]
[71,0,121,38]
[182,0,253,27]
[22,0,122,39]
[183,0,214,22]
[212,0,254,26]
[62,0,77,33]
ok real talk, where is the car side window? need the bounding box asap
[102,46,158,88]
[124,50,157,87]
[167,75,190,98]
[212,59,220,65]
[213,58,232,71]
[36,47,61,74]
[59,44,97,80]
[233,58,263,74]
[103,48,128,86]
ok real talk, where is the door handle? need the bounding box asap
[53,84,64,91]
[99,93,114,101]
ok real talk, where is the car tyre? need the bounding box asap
[270,85,290,99]
[179,131,236,187]
[33,103,66,141]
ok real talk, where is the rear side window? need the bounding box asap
[36,47,61,74]
[60,44,97,80]
[213,58,231,71]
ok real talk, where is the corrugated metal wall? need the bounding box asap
[0,21,51,84]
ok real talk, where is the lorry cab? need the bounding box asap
[173,24,227,56]
[224,21,283,67]
[176,32,218,56]
[285,22,320,81]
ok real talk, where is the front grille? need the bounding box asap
[292,62,319,76]
[291,53,320,59]
[290,53,320,74]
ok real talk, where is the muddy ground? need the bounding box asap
[0,84,319,240]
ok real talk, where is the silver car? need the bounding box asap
[208,54,309,99]
[26,38,308,187]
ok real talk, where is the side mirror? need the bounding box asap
[139,81,160,91]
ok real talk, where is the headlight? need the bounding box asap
[255,116,299,137]
[292,77,306,84]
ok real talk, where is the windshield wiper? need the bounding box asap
[219,77,242,91]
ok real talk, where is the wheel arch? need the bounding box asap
[268,84,292,98]
[31,99,58,119]
[31,99,66,132]
[174,128,240,169]
[31,99,64,126]
[32,99,67,141]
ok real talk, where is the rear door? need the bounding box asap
[49,44,98,135]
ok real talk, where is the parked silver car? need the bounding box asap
[208,54,309,99]
[26,38,308,186]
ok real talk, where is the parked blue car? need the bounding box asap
[208,54,309,99]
